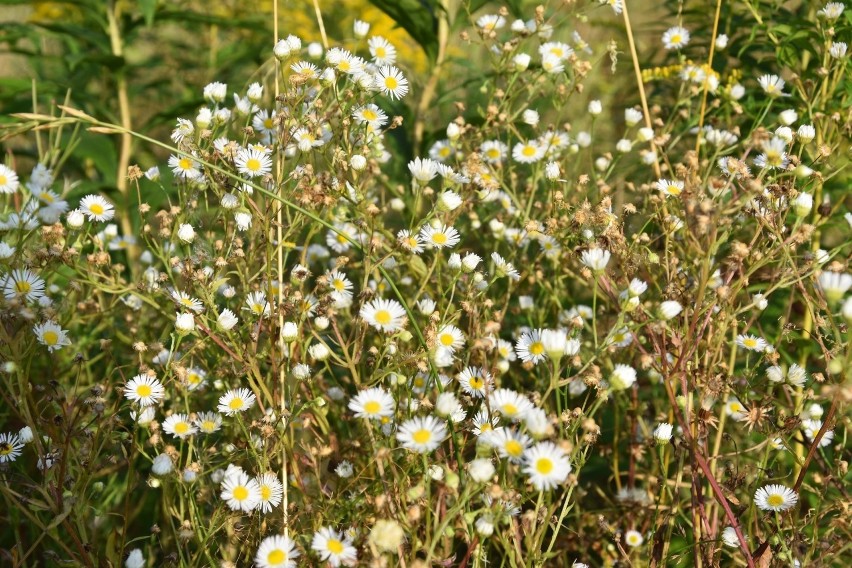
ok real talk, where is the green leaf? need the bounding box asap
[368,0,439,61]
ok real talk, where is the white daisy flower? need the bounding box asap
[33,320,71,352]
[0,432,24,463]
[408,157,439,183]
[419,223,461,249]
[218,388,256,415]
[235,147,272,178]
[255,472,284,513]
[168,154,202,180]
[396,415,447,453]
[311,527,358,567]
[195,411,223,434]
[368,36,397,65]
[515,329,548,365]
[352,103,389,129]
[753,484,797,512]
[162,413,197,439]
[360,298,407,333]
[624,529,644,547]
[580,248,611,272]
[522,441,572,490]
[488,388,534,422]
[457,366,493,398]
[484,426,531,462]
[736,334,768,352]
[512,140,546,163]
[244,291,271,318]
[480,140,508,163]
[801,419,834,448]
[656,178,684,197]
[758,74,787,97]
[79,194,115,222]
[348,387,395,420]
[662,26,690,50]
[374,65,409,99]
[0,165,20,194]
[123,374,165,406]
[609,364,637,391]
[436,324,465,352]
[397,229,425,254]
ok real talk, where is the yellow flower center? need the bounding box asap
[412,429,432,444]
[522,145,536,157]
[502,403,518,416]
[375,47,386,58]
[549,48,563,57]
[338,60,351,72]
[0,443,11,455]
[229,398,244,410]
[333,279,346,291]
[439,333,455,346]
[743,338,757,348]
[232,486,249,501]
[384,76,398,90]
[42,331,59,345]
[536,457,554,474]
[174,422,189,435]
[267,549,286,564]
[41,193,54,203]
[137,384,152,397]
[766,494,784,507]
[327,539,344,554]
[17,280,33,293]
[667,184,681,196]
[178,158,192,170]
[202,420,216,431]
[362,109,377,121]
[530,342,544,356]
[432,232,447,245]
[374,310,392,325]
[261,485,271,500]
[264,118,274,129]
[469,377,483,389]
[246,158,261,172]
[0,175,6,186]
[363,400,381,415]
[671,34,682,44]
[505,440,523,457]
[90,204,107,215]
[486,149,500,159]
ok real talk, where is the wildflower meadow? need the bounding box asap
[0,0,850,566]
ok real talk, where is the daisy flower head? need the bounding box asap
[515,329,548,365]
[0,164,20,194]
[541,53,565,74]
[457,366,493,398]
[235,147,272,178]
[368,36,397,65]
[725,397,748,421]
[523,441,572,490]
[624,530,644,547]
[758,74,788,97]
[817,271,852,303]
[348,387,395,420]
[255,472,284,513]
[244,291,271,318]
[360,298,407,333]
[162,413,197,439]
[78,194,115,222]
[123,374,165,406]
[436,324,465,352]
[662,26,690,50]
[255,534,300,568]
[580,248,611,272]
[512,140,546,163]
[221,470,261,512]
[476,14,506,32]
[171,290,204,313]
[419,222,461,249]
[0,432,23,463]
[168,154,202,180]
[290,60,319,80]
[818,2,845,20]
[408,157,439,184]
[488,388,534,422]
[311,527,358,567]
[218,388,256,415]
[1,268,44,303]
[754,484,798,512]
[397,229,425,254]
[753,137,789,170]
[396,415,447,453]
[609,364,637,391]
[802,419,834,447]
[33,320,71,352]
[736,334,768,352]
[485,426,531,462]
[491,252,520,281]
[656,178,684,198]
[352,103,388,129]
[374,65,409,99]
[480,140,508,163]
[195,411,223,433]
[539,41,574,61]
